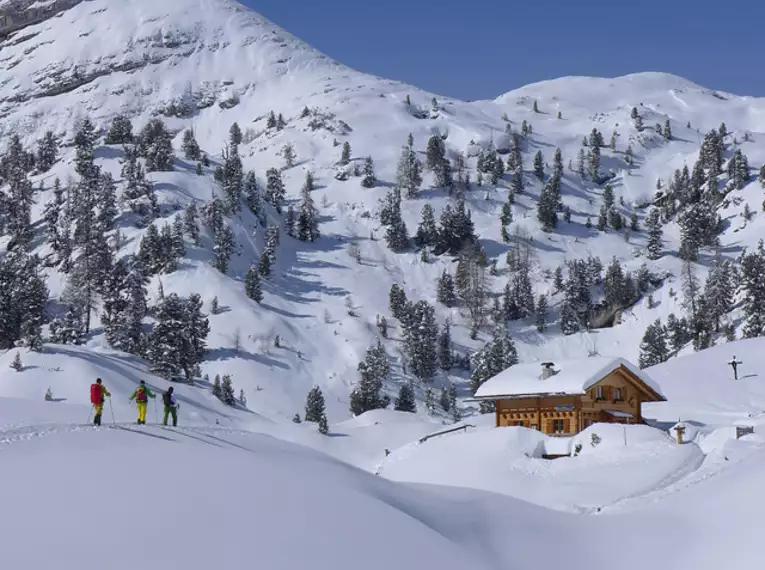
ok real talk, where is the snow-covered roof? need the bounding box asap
[473,357,665,400]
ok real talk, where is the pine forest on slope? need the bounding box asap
[1,0,765,425]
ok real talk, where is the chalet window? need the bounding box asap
[513,421,525,427]
[614,387,623,401]
[595,386,604,400]
[552,419,566,434]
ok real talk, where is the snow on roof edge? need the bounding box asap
[474,357,666,401]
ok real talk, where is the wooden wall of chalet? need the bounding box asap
[493,366,650,436]
[496,395,579,435]
[580,367,643,428]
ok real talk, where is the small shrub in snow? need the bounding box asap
[591,433,602,447]
[573,443,583,456]
[274,335,281,348]
[210,296,220,315]
[44,387,53,401]
[347,243,361,263]
[10,352,22,372]
[292,413,301,424]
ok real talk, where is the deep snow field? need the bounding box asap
[2,337,765,570]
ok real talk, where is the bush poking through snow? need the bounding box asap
[10,352,22,372]
[591,433,602,447]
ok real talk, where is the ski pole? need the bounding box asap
[87,406,93,425]
[108,397,116,426]
[153,399,158,424]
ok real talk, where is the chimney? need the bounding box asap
[541,362,555,379]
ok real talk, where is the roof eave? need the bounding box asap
[470,391,584,401]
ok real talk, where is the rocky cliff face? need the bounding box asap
[0,0,82,37]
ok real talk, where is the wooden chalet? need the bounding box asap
[472,357,666,436]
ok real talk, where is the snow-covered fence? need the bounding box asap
[418,424,475,444]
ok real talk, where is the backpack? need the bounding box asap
[90,384,103,405]
[135,386,147,403]
[163,392,173,407]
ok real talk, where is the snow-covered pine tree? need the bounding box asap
[281,143,296,169]
[245,265,263,303]
[645,208,663,260]
[389,284,409,322]
[638,319,670,368]
[740,245,765,339]
[438,322,454,370]
[704,258,734,332]
[415,204,437,248]
[10,352,22,371]
[533,150,544,180]
[537,179,558,232]
[181,129,201,161]
[395,136,423,198]
[449,382,460,421]
[349,340,391,415]
[394,383,417,413]
[535,294,548,332]
[297,174,320,242]
[361,156,377,188]
[212,375,223,399]
[139,119,174,172]
[403,300,438,382]
[183,203,200,245]
[221,374,236,406]
[264,168,285,213]
[663,119,672,140]
[305,385,328,425]
[339,141,352,166]
[384,195,409,252]
[105,115,134,145]
[588,144,601,181]
[221,143,244,213]
[436,270,457,307]
[35,130,58,173]
[147,293,187,379]
[597,205,608,231]
[229,122,243,147]
[470,326,518,400]
[212,225,235,274]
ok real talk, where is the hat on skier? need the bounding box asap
[140,380,145,385]
[96,378,102,384]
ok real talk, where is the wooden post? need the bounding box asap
[675,423,685,444]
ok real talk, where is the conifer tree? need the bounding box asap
[740,245,765,339]
[439,386,450,411]
[384,194,409,252]
[305,386,328,433]
[35,130,58,173]
[404,300,438,382]
[537,180,558,232]
[276,113,287,130]
[389,284,409,322]
[663,119,672,140]
[394,383,417,413]
[105,115,134,145]
[183,203,200,245]
[638,319,670,368]
[645,208,663,260]
[297,173,320,242]
[281,143,296,169]
[349,340,391,415]
[245,265,263,303]
[470,326,518,396]
[438,322,454,370]
[448,382,460,421]
[264,168,285,212]
[267,111,277,129]
[244,171,261,216]
[588,144,601,181]
[533,150,544,180]
[212,375,222,399]
[436,270,457,308]
[396,135,423,198]
[139,119,174,172]
[361,156,377,188]
[339,141,351,166]
[181,129,201,160]
[10,352,22,371]
[212,225,235,274]
[415,204,437,248]
[535,294,548,332]
[220,375,236,406]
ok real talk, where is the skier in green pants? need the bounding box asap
[162,386,179,427]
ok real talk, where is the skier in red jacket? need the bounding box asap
[90,378,111,426]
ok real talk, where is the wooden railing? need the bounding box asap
[418,423,475,444]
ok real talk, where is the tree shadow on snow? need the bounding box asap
[206,347,290,370]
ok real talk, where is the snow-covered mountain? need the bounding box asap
[1,0,764,427]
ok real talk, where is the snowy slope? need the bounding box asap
[1,0,764,427]
[3,396,765,570]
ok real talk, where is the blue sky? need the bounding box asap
[243,0,764,101]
